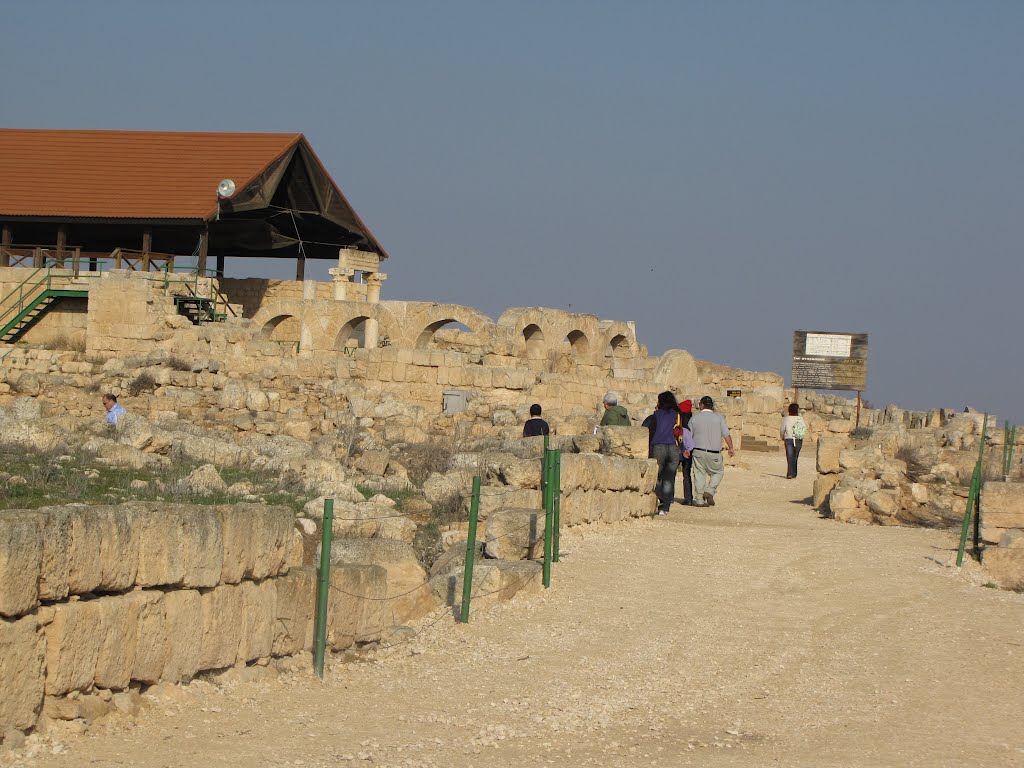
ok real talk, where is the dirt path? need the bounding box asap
[13,453,1024,768]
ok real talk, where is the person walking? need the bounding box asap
[677,399,695,505]
[599,391,631,426]
[642,391,691,516]
[780,402,808,478]
[688,396,735,507]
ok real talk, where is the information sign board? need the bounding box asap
[791,331,868,391]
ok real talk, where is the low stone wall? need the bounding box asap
[0,503,391,739]
[980,482,1024,590]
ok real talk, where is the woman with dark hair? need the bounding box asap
[677,399,695,504]
[780,402,808,478]
[642,391,692,515]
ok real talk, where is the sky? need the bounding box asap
[4,1,1023,421]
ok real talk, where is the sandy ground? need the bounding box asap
[9,452,1024,768]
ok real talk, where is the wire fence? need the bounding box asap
[311,447,563,677]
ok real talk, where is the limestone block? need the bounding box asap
[94,595,135,691]
[327,564,388,650]
[0,614,45,733]
[598,426,649,459]
[829,487,871,524]
[96,506,142,592]
[816,437,847,474]
[176,464,228,495]
[429,560,542,614]
[981,548,1024,591]
[134,505,185,587]
[839,445,882,471]
[355,450,390,476]
[199,584,243,671]
[0,512,43,618]
[218,505,293,583]
[45,599,104,696]
[980,482,1024,544]
[306,499,417,545]
[813,474,841,510]
[477,487,542,519]
[573,434,601,453]
[273,567,316,656]
[161,590,202,683]
[128,589,167,684]
[497,457,542,490]
[866,490,900,521]
[35,508,70,603]
[483,508,543,560]
[178,507,224,588]
[237,580,276,663]
[329,539,439,625]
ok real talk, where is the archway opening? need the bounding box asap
[261,314,300,343]
[335,316,370,353]
[417,319,474,350]
[565,330,590,356]
[608,333,632,359]
[523,323,545,359]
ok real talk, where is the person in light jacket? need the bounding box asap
[780,402,807,479]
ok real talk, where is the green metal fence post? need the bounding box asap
[552,449,561,562]
[313,498,334,678]
[543,448,554,588]
[1003,421,1016,481]
[956,415,988,566]
[460,477,482,623]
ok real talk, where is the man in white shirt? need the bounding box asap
[688,396,734,506]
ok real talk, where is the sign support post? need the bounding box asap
[856,391,861,428]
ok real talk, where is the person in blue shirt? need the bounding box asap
[102,393,127,426]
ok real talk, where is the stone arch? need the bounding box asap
[260,314,300,343]
[523,323,545,359]
[335,315,370,351]
[416,318,473,350]
[608,333,630,358]
[565,329,590,356]
[315,303,400,353]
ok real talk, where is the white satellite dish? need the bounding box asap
[217,178,236,198]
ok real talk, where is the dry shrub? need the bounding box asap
[393,441,455,486]
[166,356,192,371]
[127,372,157,397]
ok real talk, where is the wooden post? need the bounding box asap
[0,224,10,267]
[794,387,800,407]
[856,390,862,428]
[142,230,152,272]
[197,231,209,274]
[295,253,305,281]
[216,254,225,278]
[72,247,81,276]
[56,226,67,268]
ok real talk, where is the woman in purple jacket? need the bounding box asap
[642,391,693,516]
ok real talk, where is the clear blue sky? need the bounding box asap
[5,1,1023,420]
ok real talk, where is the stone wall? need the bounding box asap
[1,272,789,448]
[0,503,396,739]
[979,482,1024,590]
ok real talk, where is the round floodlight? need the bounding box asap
[217,178,236,198]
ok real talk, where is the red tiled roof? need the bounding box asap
[0,129,303,220]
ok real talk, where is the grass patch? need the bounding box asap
[0,441,313,511]
[849,426,874,440]
[982,581,999,589]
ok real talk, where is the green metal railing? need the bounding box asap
[956,415,989,567]
[0,263,93,342]
[1003,421,1017,482]
[313,499,335,679]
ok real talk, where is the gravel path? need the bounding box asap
[15,452,1024,767]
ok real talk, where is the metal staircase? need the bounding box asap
[0,268,88,343]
